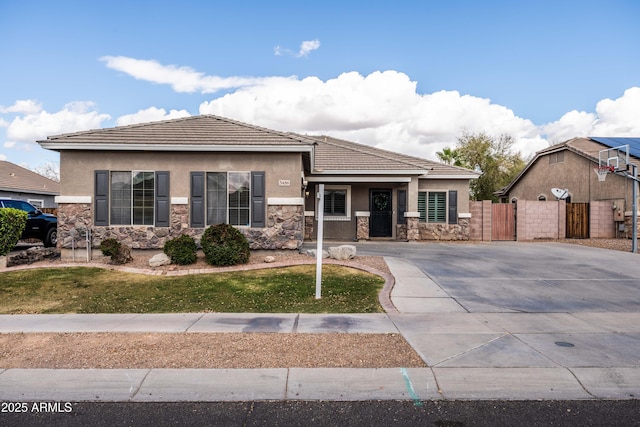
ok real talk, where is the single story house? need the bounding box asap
[38,115,478,257]
[0,160,60,208]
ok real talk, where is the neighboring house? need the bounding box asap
[37,115,478,255]
[0,160,60,208]
[496,137,639,210]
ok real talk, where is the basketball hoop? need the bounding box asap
[594,165,615,182]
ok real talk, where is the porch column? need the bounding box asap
[407,177,419,212]
[405,212,420,241]
[355,211,370,240]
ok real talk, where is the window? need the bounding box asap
[206,172,227,225]
[317,185,351,221]
[324,189,346,216]
[549,151,564,164]
[418,191,447,223]
[191,171,263,228]
[94,170,169,227]
[110,171,155,225]
[28,199,44,208]
[226,172,250,226]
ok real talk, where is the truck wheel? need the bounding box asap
[44,228,58,248]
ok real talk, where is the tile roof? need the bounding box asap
[307,135,479,177]
[0,160,60,195]
[38,115,316,148]
[37,114,477,179]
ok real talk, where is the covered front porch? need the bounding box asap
[303,178,418,242]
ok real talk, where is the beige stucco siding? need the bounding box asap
[508,151,633,205]
[60,151,304,199]
[418,179,471,214]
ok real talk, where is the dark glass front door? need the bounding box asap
[370,189,392,237]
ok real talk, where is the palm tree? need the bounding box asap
[436,147,465,167]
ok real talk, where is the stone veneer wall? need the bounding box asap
[304,215,314,241]
[57,203,303,251]
[356,216,369,240]
[396,224,407,240]
[417,218,471,241]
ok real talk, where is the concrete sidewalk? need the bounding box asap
[1,247,640,401]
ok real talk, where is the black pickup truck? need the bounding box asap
[0,199,58,247]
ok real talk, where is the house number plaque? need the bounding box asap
[278,180,291,186]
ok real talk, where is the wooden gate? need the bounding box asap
[566,203,590,239]
[492,203,516,240]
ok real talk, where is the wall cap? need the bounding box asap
[55,196,91,204]
[171,197,188,205]
[268,197,304,205]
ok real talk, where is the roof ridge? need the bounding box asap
[44,115,315,145]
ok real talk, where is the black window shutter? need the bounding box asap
[397,190,407,224]
[155,171,170,227]
[190,172,205,227]
[448,190,458,224]
[94,170,109,226]
[251,171,265,228]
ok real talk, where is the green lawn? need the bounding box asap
[0,265,385,314]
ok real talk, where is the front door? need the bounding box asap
[370,189,392,237]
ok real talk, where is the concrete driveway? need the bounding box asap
[340,240,640,399]
[352,241,640,313]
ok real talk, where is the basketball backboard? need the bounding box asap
[598,144,630,172]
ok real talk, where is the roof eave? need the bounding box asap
[312,169,428,175]
[0,186,59,196]
[423,173,480,179]
[39,142,314,153]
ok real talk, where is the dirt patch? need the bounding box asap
[0,332,426,369]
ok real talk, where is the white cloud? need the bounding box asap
[116,107,191,126]
[5,101,111,146]
[273,39,321,58]
[199,70,548,159]
[297,39,320,57]
[542,87,640,143]
[100,56,640,160]
[100,56,263,94]
[0,99,42,114]
[541,110,597,143]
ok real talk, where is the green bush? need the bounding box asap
[163,234,197,265]
[0,208,27,256]
[201,223,250,266]
[99,238,132,264]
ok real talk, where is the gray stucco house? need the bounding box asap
[0,160,60,208]
[37,115,478,258]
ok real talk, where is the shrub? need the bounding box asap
[99,238,132,265]
[201,223,250,266]
[164,234,197,265]
[0,208,27,256]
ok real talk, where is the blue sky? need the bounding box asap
[1,0,639,174]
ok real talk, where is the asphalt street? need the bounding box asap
[2,400,640,427]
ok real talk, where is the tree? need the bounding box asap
[436,147,467,167]
[455,132,526,201]
[31,162,60,182]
